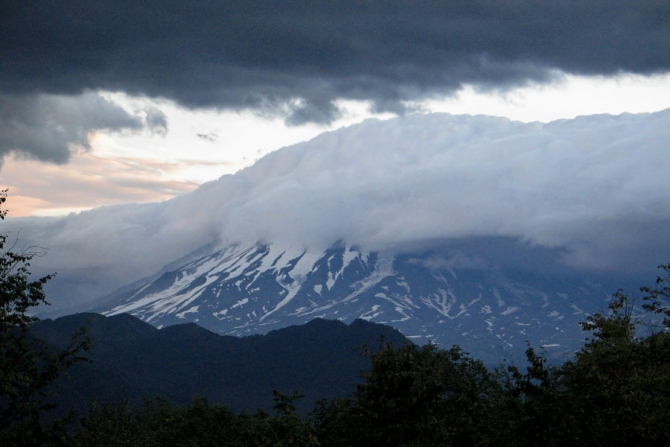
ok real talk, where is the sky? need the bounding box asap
[9,109,670,313]
[1,2,670,310]
[2,1,670,216]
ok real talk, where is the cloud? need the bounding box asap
[0,151,199,216]
[1,2,668,126]
[5,110,670,311]
[217,110,670,269]
[0,92,168,163]
[196,133,218,143]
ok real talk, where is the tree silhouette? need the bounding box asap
[0,190,89,446]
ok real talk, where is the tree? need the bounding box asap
[642,263,670,328]
[516,290,670,447]
[562,291,670,445]
[71,394,320,447]
[0,190,89,446]
[503,345,567,447]
[314,342,499,447]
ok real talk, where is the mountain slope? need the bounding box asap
[94,239,620,363]
[32,313,410,413]
[19,110,666,363]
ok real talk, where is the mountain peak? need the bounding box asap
[91,239,622,363]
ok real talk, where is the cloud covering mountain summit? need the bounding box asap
[219,111,670,260]
[8,110,670,309]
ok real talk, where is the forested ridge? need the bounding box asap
[2,190,670,446]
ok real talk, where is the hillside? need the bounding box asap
[32,313,410,414]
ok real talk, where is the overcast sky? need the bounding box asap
[1,2,670,309]
[1,1,670,216]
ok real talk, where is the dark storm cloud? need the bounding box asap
[2,1,669,125]
[143,107,169,136]
[0,92,167,164]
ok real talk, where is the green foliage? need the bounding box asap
[503,346,565,446]
[314,342,501,446]
[70,394,320,447]
[500,283,670,446]
[642,263,670,328]
[313,267,670,447]
[579,290,636,344]
[0,191,89,446]
[0,190,52,331]
[3,187,670,446]
[558,291,670,446]
[264,391,319,447]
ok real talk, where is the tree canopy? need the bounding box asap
[0,191,89,446]
[1,189,669,446]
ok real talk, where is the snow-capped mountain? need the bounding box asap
[17,111,668,363]
[96,240,618,363]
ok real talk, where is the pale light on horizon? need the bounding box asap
[426,73,670,122]
[2,73,669,218]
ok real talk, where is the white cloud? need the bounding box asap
[5,110,670,310]
[218,111,670,256]
[6,74,668,218]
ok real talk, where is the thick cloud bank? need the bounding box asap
[2,2,669,127]
[0,92,167,164]
[218,111,670,265]
[5,2,669,103]
[6,110,670,308]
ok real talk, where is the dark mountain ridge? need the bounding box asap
[31,312,410,414]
